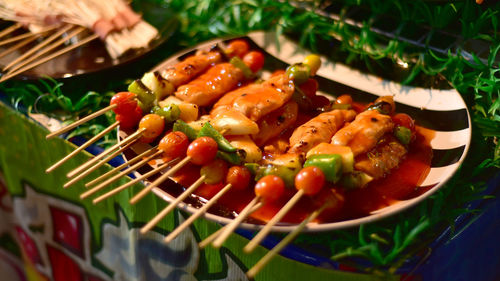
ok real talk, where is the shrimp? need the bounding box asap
[174,63,244,106]
[211,74,294,121]
[252,100,298,146]
[331,109,394,156]
[288,109,356,153]
[160,50,222,88]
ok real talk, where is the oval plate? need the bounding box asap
[121,31,471,233]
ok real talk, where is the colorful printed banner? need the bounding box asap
[0,101,397,281]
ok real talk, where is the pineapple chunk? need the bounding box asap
[226,135,262,163]
[211,110,259,135]
[141,72,174,100]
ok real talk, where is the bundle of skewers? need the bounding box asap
[45,38,421,278]
[0,0,158,82]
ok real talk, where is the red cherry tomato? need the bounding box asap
[200,159,228,184]
[254,175,285,203]
[392,113,415,132]
[116,105,142,129]
[110,92,137,115]
[226,166,251,190]
[335,95,353,105]
[295,166,325,195]
[138,114,165,143]
[187,136,218,165]
[226,39,250,58]
[159,131,189,159]
[242,51,265,73]
[299,78,319,98]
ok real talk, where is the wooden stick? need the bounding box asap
[4,24,74,71]
[0,33,99,83]
[244,189,305,253]
[46,121,119,173]
[66,128,144,178]
[46,104,117,139]
[0,23,22,39]
[129,156,192,205]
[212,197,262,248]
[92,161,174,204]
[0,29,42,47]
[5,26,85,74]
[246,204,327,279]
[199,201,263,249]
[80,149,163,199]
[163,183,233,243]
[85,146,158,187]
[62,139,136,188]
[140,175,206,234]
[0,34,41,59]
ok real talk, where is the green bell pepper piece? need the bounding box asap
[216,150,243,165]
[255,164,299,189]
[340,171,373,190]
[394,125,412,145]
[128,79,156,112]
[197,122,236,153]
[172,120,198,141]
[304,154,343,183]
[152,104,180,123]
[230,57,253,79]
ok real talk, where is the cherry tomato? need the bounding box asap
[187,136,218,165]
[159,131,189,159]
[242,51,265,73]
[392,113,415,132]
[110,92,137,115]
[226,39,250,58]
[335,95,353,105]
[254,175,285,203]
[295,166,325,195]
[138,114,165,143]
[200,159,228,184]
[226,166,251,190]
[116,105,142,129]
[299,78,319,98]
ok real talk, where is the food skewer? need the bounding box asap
[139,175,206,234]
[62,139,137,188]
[0,25,56,47]
[0,33,99,83]
[80,149,163,199]
[163,182,233,243]
[92,160,175,204]
[46,121,120,173]
[4,24,76,72]
[0,23,22,39]
[0,34,41,59]
[198,201,262,249]
[66,128,144,178]
[85,145,159,187]
[246,204,328,279]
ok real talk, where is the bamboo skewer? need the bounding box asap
[163,183,233,243]
[129,156,192,204]
[0,23,22,39]
[244,189,305,253]
[4,24,74,71]
[140,175,206,234]
[0,32,99,83]
[46,104,117,139]
[0,25,54,47]
[92,160,174,204]
[66,128,144,178]
[5,26,85,74]
[212,196,262,248]
[0,34,41,59]
[85,146,158,187]
[46,121,120,173]
[80,149,163,199]
[246,204,327,279]
[62,139,136,188]
[199,199,263,249]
